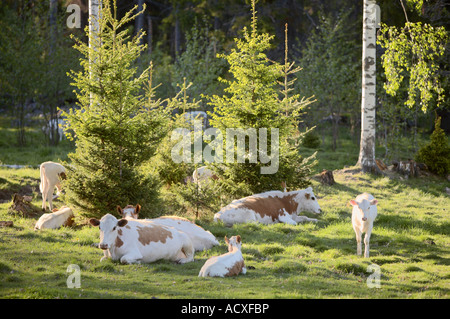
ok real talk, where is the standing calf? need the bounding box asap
[349,193,378,258]
[199,235,246,278]
[39,161,66,211]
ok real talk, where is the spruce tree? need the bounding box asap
[62,0,168,218]
[206,0,316,198]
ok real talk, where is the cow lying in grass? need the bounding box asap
[214,187,322,226]
[349,193,378,258]
[117,204,219,252]
[34,206,74,230]
[89,214,195,264]
[39,161,66,211]
[199,235,246,278]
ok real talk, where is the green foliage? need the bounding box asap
[378,22,448,112]
[62,1,169,218]
[296,10,361,151]
[416,117,450,177]
[302,130,321,149]
[173,18,226,109]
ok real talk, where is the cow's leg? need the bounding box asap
[354,227,362,256]
[294,215,318,223]
[278,213,297,225]
[41,179,48,211]
[364,230,371,258]
[177,240,194,264]
[120,252,143,264]
[46,187,54,211]
[100,249,111,262]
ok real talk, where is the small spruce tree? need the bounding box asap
[62,1,168,218]
[206,0,316,198]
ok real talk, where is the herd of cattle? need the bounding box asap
[35,161,379,277]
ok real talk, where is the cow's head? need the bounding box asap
[225,235,242,252]
[89,214,128,250]
[300,187,322,214]
[349,198,378,221]
[117,204,141,219]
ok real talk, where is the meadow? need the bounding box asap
[0,120,449,299]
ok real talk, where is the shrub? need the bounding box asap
[416,116,450,177]
[302,130,321,149]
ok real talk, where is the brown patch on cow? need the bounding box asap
[58,172,67,180]
[115,236,124,248]
[117,228,123,236]
[239,194,299,221]
[136,225,173,246]
[305,193,310,200]
[63,215,74,227]
[225,260,245,277]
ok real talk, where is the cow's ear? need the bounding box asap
[236,235,241,243]
[117,219,128,227]
[349,200,357,206]
[135,204,141,215]
[117,206,123,215]
[370,199,378,206]
[89,219,100,227]
[224,236,229,244]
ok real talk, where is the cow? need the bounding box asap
[199,235,246,278]
[39,161,66,211]
[34,206,74,230]
[89,214,195,264]
[214,187,322,226]
[117,204,219,252]
[349,193,378,258]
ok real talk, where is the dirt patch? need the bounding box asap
[8,194,42,218]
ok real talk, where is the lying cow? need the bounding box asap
[89,214,195,264]
[214,187,322,226]
[117,204,219,251]
[40,161,66,211]
[349,193,378,258]
[199,235,246,278]
[34,206,74,230]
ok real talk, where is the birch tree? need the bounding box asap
[358,0,380,173]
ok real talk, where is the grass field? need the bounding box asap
[0,120,449,299]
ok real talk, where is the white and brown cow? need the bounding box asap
[214,187,322,226]
[89,214,195,264]
[117,204,219,251]
[34,206,74,230]
[198,235,246,278]
[39,161,66,211]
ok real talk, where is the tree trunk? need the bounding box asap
[89,0,101,107]
[358,0,379,173]
[134,0,144,45]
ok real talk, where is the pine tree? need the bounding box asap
[206,0,316,198]
[62,0,168,218]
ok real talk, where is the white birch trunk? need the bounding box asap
[358,0,379,172]
[89,0,101,107]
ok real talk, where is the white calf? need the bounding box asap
[34,206,74,230]
[117,204,219,251]
[214,187,322,226]
[192,166,218,186]
[349,193,378,258]
[199,235,246,278]
[89,214,195,264]
[39,161,66,211]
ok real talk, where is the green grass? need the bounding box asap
[0,120,449,299]
[1,165,449,299]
